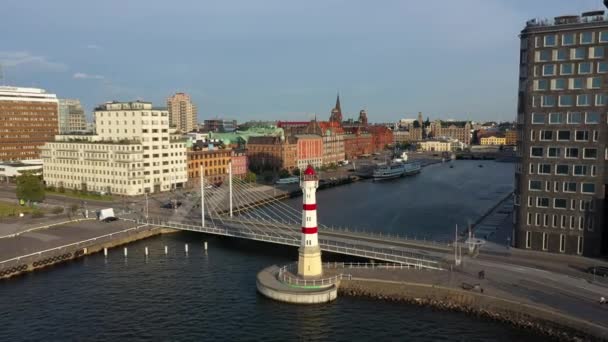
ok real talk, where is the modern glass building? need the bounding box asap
[515,10,608,256]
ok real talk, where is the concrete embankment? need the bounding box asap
[339,278,607,341]
[0,224,176,280]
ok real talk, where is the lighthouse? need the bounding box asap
[298,165,323,277]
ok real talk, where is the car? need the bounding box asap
[161,201,182,209]
[586,266,608,277]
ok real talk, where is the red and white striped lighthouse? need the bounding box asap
[298,165,323,277]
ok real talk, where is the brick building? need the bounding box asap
[295,134,323,169]
[246,135,297,172]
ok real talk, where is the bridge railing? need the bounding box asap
[277,264,351,287]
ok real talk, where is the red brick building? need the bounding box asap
[367,125,394,151]
[295,134,323,169]
[343,132,373,160]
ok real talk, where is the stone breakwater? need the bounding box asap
[339,279,606,342]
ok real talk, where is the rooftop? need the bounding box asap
[525,11,608,30]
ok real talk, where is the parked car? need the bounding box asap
[586,266,608,277]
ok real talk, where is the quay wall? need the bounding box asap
[339,278,607,342]
[0,226,177,280]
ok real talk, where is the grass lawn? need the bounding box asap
[0,201,34,217]
[46,189,114,201]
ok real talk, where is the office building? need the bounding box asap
[0,86,58,161]
[58,99,87,133]
[514,10,608,256]
[204,118,237,133]
[480,135,507,146]
[167,92,197,133]
[42,101,187,195]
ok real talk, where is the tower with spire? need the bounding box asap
[329,93,343,123]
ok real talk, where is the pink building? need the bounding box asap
[231,150,248,178]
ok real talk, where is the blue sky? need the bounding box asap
[0,0,603,122]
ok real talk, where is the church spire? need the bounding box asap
[335,92,341,114]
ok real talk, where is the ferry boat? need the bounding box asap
[372,161,421,180]
[275,176,299,185]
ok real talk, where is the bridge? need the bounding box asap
[122,165,455,270]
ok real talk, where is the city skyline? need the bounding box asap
[0,0,603,122]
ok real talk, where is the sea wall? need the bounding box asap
[339,278,607,341]
[0,226,176,280]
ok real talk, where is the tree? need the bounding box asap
[16,174,45,203]
[292,168,300,176]
[244,171,257,183]
[279,169,290,178]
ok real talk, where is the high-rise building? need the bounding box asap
[203,118,237,132]
[42,101,187,195]
[58,99,87,134]
[167,92,197,133]
[514,10,608,256]
[0,86,58,161]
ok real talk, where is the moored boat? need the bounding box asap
[372,161,421,180]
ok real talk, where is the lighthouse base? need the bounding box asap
[297,246,323,278]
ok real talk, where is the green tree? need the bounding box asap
[278,168,290,178]
[292,168,300,176]
[16,174,45,203]
[244,171,257,183]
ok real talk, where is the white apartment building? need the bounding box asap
[42,101,187,196]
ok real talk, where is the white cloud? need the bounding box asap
[86,44,102,50]
[73,72,105,80]
[0,51,67,72]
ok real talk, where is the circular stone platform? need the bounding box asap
[256,265,339,304]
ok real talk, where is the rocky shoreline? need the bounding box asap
[339,280,604,342]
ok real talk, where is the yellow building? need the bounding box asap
[480,136,507,146]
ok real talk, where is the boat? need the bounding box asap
[275,176,299,185]
[372,161,421,180]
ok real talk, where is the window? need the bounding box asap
[563,33,575,45]
[559,234,566,253]
[599,62,608,73]
[579,62,592,74]
[529,180,542,191]
[526,231,531,248]
[573,47,585,59]
[535,213,541,226]
[572,78,584,89]
[563,182,576,193]
[575,130,589,141]
[537,197,549,208]
[540,130,553,140]
[531,147,543,157]
[577,236,583,255]
[538,164,551,174]
[601,31,608,42]
[565,147,579,158]
[580,31,593,44]
[590,77,602,89]
[561,215,567,229]
[536,79,549,90]
[556,49,568,61]
[559,95,573,107]
[552,215,558,228]
[531,113,545,124]
[595,94,608,106]
[538,50,551,61]
[542,95,556,107]
[583,148,597,159]
[582,183,595,194]
[567,112,582,124]
[549,112,565,124]
[585,112,600,124]
[554,198,567,209]
[557,130,570,141]
[593,131,599,142]
[573,165,587,176]
[561,63,574,75]
[592,46,605,58]
[555,164,568,175]
[529,163,536,174]
[545,35,557,46]
[552,78,566,90]
[542,64,555,76]
[530,130,536,140]
[542,233,548,251]
[577,94,591,106]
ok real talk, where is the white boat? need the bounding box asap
[372,161,421,180]
[275,177,299,185]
